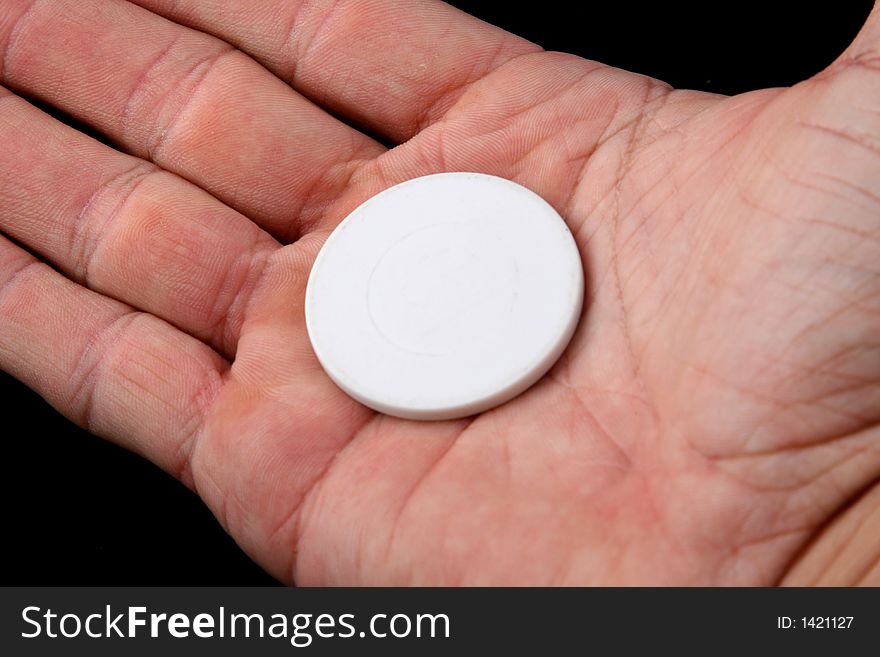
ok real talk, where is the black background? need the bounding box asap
[2,1,873,585]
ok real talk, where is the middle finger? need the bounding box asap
[0,87,275,358]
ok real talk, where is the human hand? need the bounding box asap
[1,0,878,584]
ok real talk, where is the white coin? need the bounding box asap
[304,172,584,420]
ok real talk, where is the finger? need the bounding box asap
[0,0,384,241]
[0,234,225,485]
[0,88,277,357]
[838,1,880,62]
[129,0,540,143]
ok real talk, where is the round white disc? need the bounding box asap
[305,172,584,420]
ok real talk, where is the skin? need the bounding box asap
[0,0,878,585]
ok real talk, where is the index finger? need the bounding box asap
[130,0,540,143]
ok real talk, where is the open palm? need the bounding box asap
[1,0,878,585]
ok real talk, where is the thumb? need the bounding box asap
[837,2,880,64]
